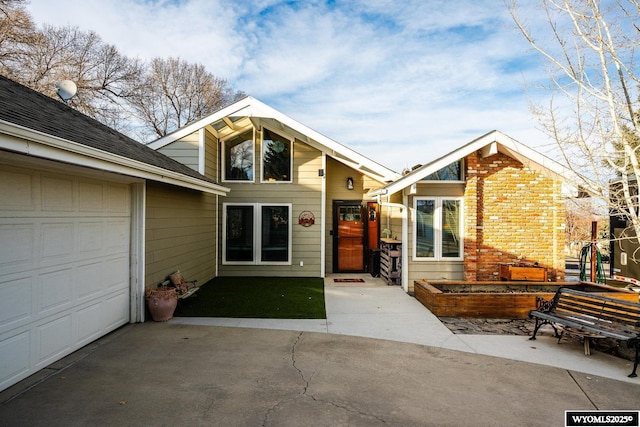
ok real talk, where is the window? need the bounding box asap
[423,160,463,181]
[414,197,462,260]
[262,128,292,182]
[223,129,254,181]
[260,205,289,261]
[223,203,291,264]
[225,205,254,261]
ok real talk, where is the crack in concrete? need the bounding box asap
[291,331,309,394]
[262,332,307,426]
[309,397,390,424]
[568,371,599,410]
[262,332,387,425]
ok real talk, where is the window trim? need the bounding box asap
[260,125,294,184]
[413,197,464,261]
[222,202,292,265]
[221,128,256,183]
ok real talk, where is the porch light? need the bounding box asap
[347,177,354,190]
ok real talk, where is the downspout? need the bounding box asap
[130,182,146,323]
[215,194,219,278]
[376,194,409,293]
[198,128,206,175]
[320,153,327,277]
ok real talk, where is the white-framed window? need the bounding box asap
[223,203,292,265]
[261,127,293,183]
[222,129,255,182]
[413,197,463,260]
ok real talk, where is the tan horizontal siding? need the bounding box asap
[158,133,200,172]
[218,140,323,277]
[407,261,465,292]
[145,181,217,288]
[204,129,218,180]
[221,267,316,277]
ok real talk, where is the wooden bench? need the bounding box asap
[528,287,640,378]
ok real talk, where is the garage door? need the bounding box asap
[0,165,131,391]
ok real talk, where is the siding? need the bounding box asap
[145,181,217,288]
[219,140,324,277]
[204,128,218,180]
[157,132,200,172]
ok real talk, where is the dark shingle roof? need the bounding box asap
[0,75,218,185]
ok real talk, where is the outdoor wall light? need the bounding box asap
[346,177,354,190]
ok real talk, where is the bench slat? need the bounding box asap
[530,287,640,338]
[553,293,640,327]
[555,305,640,327]
[529,287,640,378]
[529,310,636,340]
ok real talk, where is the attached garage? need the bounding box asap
[0,76,228,392]
[0,161,132,390]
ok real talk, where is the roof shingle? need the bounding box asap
[0,75,217,185]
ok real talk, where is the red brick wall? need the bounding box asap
[463,151,565,281]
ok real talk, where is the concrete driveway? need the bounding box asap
[1,279,639,426]
[1,323,639,427]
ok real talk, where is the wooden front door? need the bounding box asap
[334,201,365,272]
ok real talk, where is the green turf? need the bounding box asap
[174,277,326,319]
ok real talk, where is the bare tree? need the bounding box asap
[128,57,241,141]
[0,4,244,139]
[565,198,607,257]
[14,25,144,130]
[507,0,640,261]
[0,0,36,72]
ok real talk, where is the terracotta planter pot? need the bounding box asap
[146,288,178,321]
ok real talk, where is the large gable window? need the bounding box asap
[223,203,291,264]
[414,197,463,260]
[423,160,463,181]
[223,129,254,181]
[262,128,292,182]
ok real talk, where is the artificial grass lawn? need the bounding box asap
[174,277,326,319]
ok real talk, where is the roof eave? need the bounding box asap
[368,130,598,197]
[0,120,230,196]
[147,96,257,150]
[148,97,401,183]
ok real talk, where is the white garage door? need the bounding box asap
[0,164,131,391]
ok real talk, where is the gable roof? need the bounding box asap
[369,130,595,197]
[0,75,229,195]
[148,96,401,183]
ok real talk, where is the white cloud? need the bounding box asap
[26,0,556,172]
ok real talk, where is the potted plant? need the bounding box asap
[145,285,178,321]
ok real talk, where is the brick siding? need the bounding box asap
[463,151,565,281]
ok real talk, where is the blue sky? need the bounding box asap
[27,0,553,172]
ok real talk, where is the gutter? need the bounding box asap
[0,120,230,196]
[376,195,409,293]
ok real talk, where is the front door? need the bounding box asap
[334,201,365,272]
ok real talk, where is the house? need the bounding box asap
[150,99,578,293]
[0,76,229,391]
[610,178,640,285]
[0,76,578,393]
[148,97,400,278]
[368,130,576,293]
